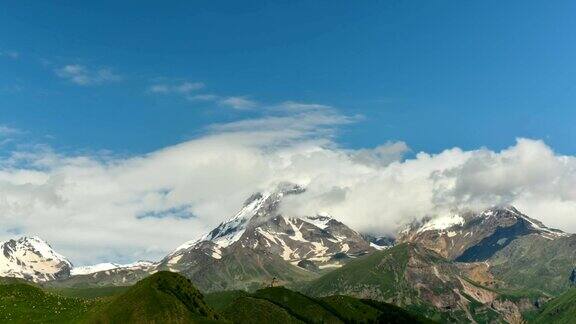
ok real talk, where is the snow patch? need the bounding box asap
[418,214,465,233]
[71,261,155,276]
[303,215,332,230]
[370,242,388,250]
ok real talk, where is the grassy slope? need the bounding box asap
[532,288,576,324]
[252,287,342,323]
[222,296,304,324]
[188,248,317,292]
[319,295,380,322]
[304,244,476,322]
[304,244,412,301]
[84,271,222,323]
[321,295,436,324]
[0,272,434,324]
[204,290,250,312]
[49,286,129,299]
[489,234,576,295]
[210,286,435,324]
[0,282,98,323]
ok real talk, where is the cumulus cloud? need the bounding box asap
[0,105,575,265]
[55,64,121,86]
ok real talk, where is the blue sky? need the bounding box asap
[5,1,576,263]
[2,1,576,156]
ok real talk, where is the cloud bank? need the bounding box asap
[0,105,575,265]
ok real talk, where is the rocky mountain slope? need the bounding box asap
[0,236,72,282]
[486,233,576,295]
[398,206,567,261]
[149,183,377,290]
[398,206,576,296]
[305,243,536,323]
[160,183,374,273]
[5,192,576,323]
[43,183,378,290]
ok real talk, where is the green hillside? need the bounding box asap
[532,288,576,323]
[304,243,504,322]
[221,296,304,324]
[488,234,576,295]
[84,271,222,323]
[0,281,97,323]
[49,286,129,299]
[252,287,341,323]
[209,286,434,324]
[321,295,436,324]
[204,290,250,312]
[0,271,434,323]
[187,247,317,292]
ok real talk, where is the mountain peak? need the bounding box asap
[0,236,71,282]
[161,183,373,274]
[175,182,307,253]
[399,206,568,260]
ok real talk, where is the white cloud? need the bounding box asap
[219,96,257,110]
[187,94,219,102]
[0,51,19,59]
[148,81,204,94]
[1,106,576,265]
[0,126,20,137]
[147,80,258,111]
[0,125,22,147]
[55,64,121,86]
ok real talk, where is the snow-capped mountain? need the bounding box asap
[71,261,155,276]
[398,205,567,261]
[161,182,374,272]
[0,236,72,282]
[4,182,376,287]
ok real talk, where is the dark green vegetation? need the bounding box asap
[250,287,341,323]
[49,286,129,299]
[211,286,433,324]
[321,295,435,324]
[0,280,98,323]
[0,271,432,323]
[532,288,576,324]
[0,272,223,324]
[85,271,222,323]
[220,296,304,324]
[2,236,575,323]
[203,290,249,312]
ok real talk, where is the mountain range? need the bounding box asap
[2,182,576,322]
